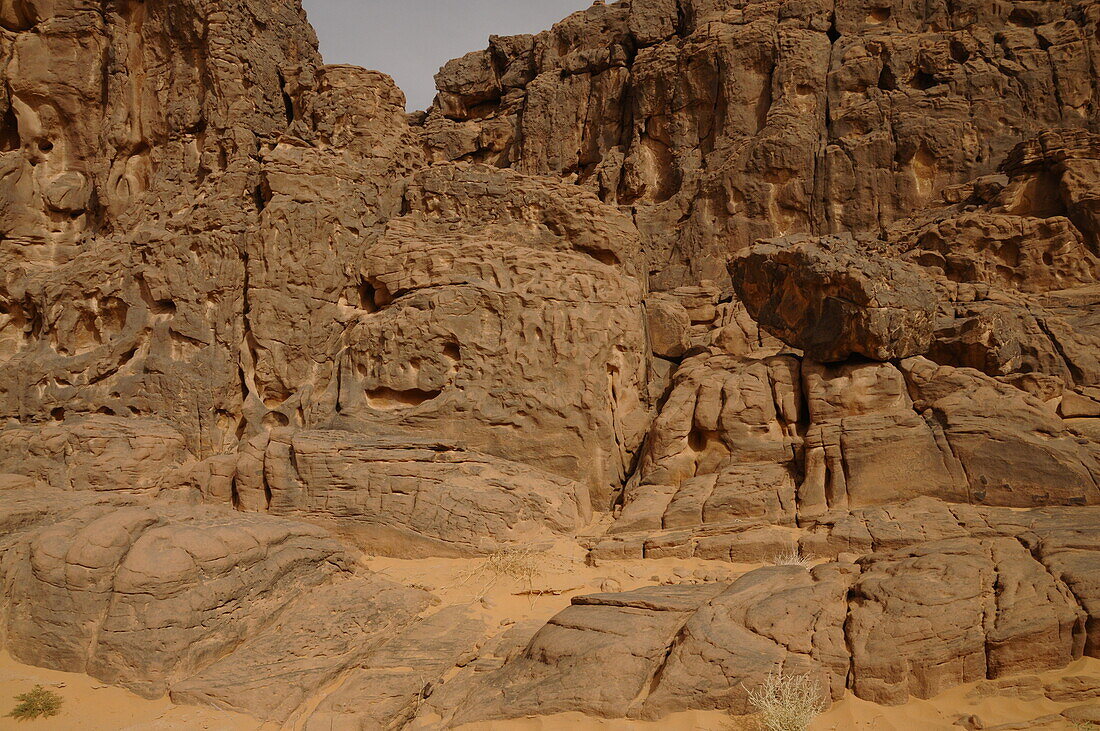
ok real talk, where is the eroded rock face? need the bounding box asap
[243,430,591,556]
[598,348,1099,563]
[0,0,1099,727]
[0,0,323,458]
[333,163,650,505]
[0,416,193,492]
[0,496,354,698]
[441,514,1100,724]
[424,0,1098,289]
[730,235,939,362]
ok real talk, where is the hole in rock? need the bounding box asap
[276,70,295,125]
[252,183,268,213]
[50,407,65,421]
[136,277,174,317]
[0,1,38,32]
[356,281,379,313]
[263,411,290,428]
[910,70,939,90]
[582,247,621,266]
[0,106,19,151]
[866,7,890,23]
[688,428,714,453]
[443,342,461,361]
[356,278,393,311]
[950,40,970,63]
[1008,8,1040,27]
[365,386,442,410]
[263,389,292,410]
[878,64,898,91]
[99,296,130,332]
[37,140,52,152]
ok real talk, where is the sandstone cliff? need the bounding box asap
[0,0,1098,728]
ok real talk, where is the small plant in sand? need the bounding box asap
[6,685,63,721]
[454,546,548,601]
[770,547,811,567]
[482,546,543,584]
[745,671,827,731]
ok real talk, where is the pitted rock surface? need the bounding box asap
[0,0,1098,727]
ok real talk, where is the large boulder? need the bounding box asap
[0,500,355,698]
[238,429,591,556]
[170,578,440,723]
[848,537,1085,704]
[729,235,938,362]
[902,357,1100,506]
[304,605,486,730]
[442,584,729,723]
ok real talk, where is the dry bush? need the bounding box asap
[745,672,827,731]
[482,546,544,584]
[770,547,811,567]
[6,685,63,721]
[453,546,549,601]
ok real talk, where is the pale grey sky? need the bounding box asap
[303,0,595,111]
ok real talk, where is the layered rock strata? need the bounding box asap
[1,0,1098,727]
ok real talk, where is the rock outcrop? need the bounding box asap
[730,234,938,361]
[242,430,591,556]
[425,0,1098,289]
[0,492,355,698]
[0,0,1098,728]
[440,512,1100,724]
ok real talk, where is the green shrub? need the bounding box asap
[6,685,63,721]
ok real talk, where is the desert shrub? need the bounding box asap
[6,685,63,721]
[482,546,543,584]
[746,672,827,731]
[452,546,548,601]
[770,547,811,567]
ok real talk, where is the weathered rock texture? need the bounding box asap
[730,234,939,361]
[1,0,1099,727]
[425,0,1099,289]
[0,491,355,698]
[443,512,1100,724]
[244,430,591,556]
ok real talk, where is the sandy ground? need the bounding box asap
[0,650,270,730]
[1,541,1096,731]
[363,540,767,636]
[815,658,1100,730]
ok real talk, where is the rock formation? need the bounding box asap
[0,0,1098,728]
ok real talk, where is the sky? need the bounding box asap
[303,0,595,111]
